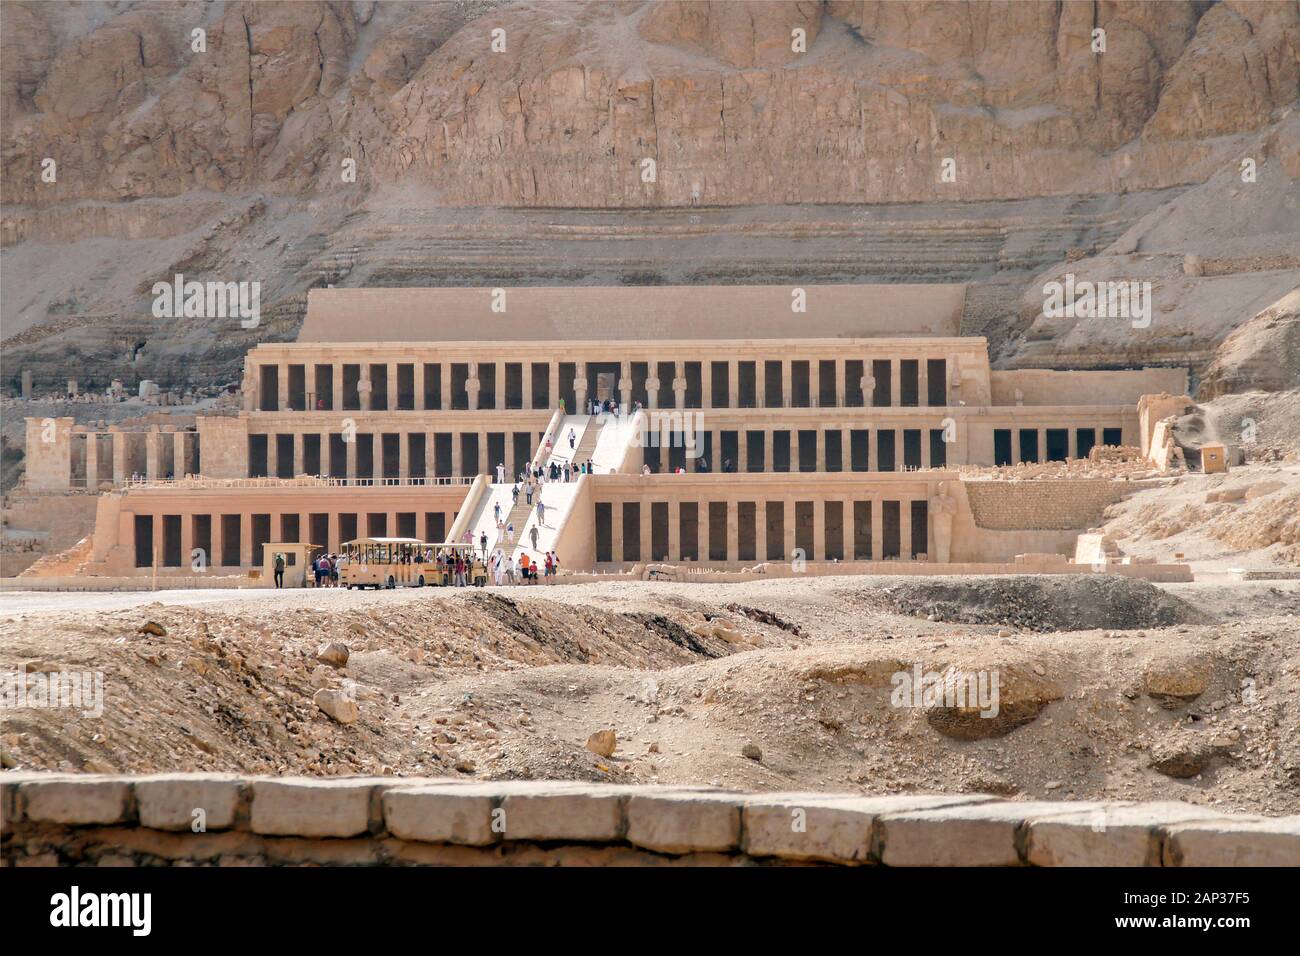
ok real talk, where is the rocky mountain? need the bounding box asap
[2,0,1297,392]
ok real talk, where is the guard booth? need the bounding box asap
[260,542,321,588]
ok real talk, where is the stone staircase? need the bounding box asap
[492,491,535,555]
[569,417,604,468]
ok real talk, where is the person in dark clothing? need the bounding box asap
[273,553,285,589]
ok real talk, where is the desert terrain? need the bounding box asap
[3,559,1297,816]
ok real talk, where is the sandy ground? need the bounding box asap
[2,573,1296,816]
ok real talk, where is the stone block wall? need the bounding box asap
[963,480,1131,531]
[3,774,1296,867]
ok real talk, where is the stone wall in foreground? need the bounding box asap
[2,774,1296,867]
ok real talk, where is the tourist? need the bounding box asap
[479,530,488,559]
[491,549,505,586]
[496,461,505,483]
[642,463,651,476]
[519,551,531,584]
[530,525,539,551]
[494,501,502,523]
[525,481,534,506]
[506,521,515,545]
[273,553,285,589]
[506,553,517,585]
[544,550,556,584]
[512,482,519,505]
[536,499,546,526]
[568,427,576,449]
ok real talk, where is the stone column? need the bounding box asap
[835,359,846,407]
[522,362,534,410]
[358,367,373,412]
[737,430,749,473]
[783,497,796,563]
[331,363,344,411]
[813,500,825,563]
[871,498,883,561]
[86,433,100,488]
[111,430,126,484]
[277,364,290,411]
[451,432,463,477]
[726,499,739,562]
[386,361,399,411]
[345,434,357,479]
[890,359,901,407]
[372,435,384,483]
[1039,428,1048,465]
[900,499,913,560]
[1068,427,1078,460]
[145,430,161,480]
[548,363,560,411]
[917,358,929,408]
[645,369,660,410]
[441,363,452,410]
[781,359,793,407]
[728,359,739,407]
[239,513,253,569]
[173,433,187,478]
[211,514,224,569]
[610,500,624,563]
[573,362,588,414]
[465,363,481,411]
[639,501,653,563]
[495,361,505,410]
[672,361,686,410]
[922,428,932,469]
[398,432,410,479]
[180,513,194,570]
[668,501,681,561]
[424,431,436,480]
[815,429,825,470]
[292,433,304,476]
[702,362,714,410]
[862,368,876,408]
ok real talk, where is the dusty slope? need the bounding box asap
[2,575,1297,815]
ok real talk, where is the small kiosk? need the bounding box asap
[260,542,321,588]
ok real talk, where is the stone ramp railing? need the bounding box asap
[3,774,1296,867]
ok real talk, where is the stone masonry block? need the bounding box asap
[1162,817,1300,867]
[500,784,627,843]
[626,792,742,854]
[878,800,1110,867]
[250,778,380,838]
[135,774,245,832]
[383,785,500,846]
[21,777,132,826]
[744,792,992,863]
[1026,801,1227,867]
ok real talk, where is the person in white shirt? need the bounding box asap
[495,462,505,483]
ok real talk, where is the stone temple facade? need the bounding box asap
[22,284,1191,580]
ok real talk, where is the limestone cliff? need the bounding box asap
[1,0,1298,392]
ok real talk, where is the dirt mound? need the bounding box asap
[882,575,1208,632]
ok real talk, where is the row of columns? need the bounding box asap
[647,425,956,472]
[142,508,456,569]
[256,356,954,413]
[79,429,193,485]
[254,430,535,481]
[603,496,926,564]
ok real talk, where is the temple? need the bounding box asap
[21,284,1193,581]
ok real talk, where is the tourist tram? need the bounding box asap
[339,537,433,589]
[338,538,488,589]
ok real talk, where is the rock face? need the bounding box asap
[2,0,1298,392]
[4,1,1297,208]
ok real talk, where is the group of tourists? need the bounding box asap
[487,548,559,586]
[309,552,345,587]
